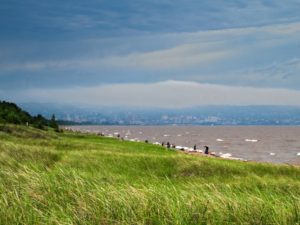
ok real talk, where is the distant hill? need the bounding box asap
[0,100,59,130]
[20,102,300,125]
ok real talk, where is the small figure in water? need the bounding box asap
[193,144,197,151]
[166,142,171,149]
[204,146,209,154]
[161,142,165,147]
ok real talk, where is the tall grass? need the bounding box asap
[0,124,299,224]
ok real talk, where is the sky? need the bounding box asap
[1,0,300,108]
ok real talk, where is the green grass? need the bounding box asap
[0,124,299,225]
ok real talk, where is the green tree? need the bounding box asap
[6,112,21,124]
[0,100,31,125]
[49,114,59,132]
[32,114,48,130]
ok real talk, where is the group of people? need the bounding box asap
[161,141,210,154]
[113,133,211,155]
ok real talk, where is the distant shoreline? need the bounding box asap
[63,124,300,127]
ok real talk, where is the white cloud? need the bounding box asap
[101,44,234,69]
[0,43,234,71]
[12,81,300,108]
[3,21,300,72]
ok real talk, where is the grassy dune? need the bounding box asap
[0,125,299,224]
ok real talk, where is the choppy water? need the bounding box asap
[67,126,300,165]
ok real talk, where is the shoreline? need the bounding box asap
[64,126,300,166]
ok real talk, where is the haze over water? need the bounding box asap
[69,126,300,165]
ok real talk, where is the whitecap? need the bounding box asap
[270,153,276,156]
[216,139,224,142]
[220,153,232,158]
[245,139,258,143]
[130,138,139,142]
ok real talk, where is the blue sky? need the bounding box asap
[1,0,300,107]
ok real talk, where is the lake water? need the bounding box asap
[67,126,300,165]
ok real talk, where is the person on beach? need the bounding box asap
[162,142,165,147]
[204,146,209,154]
[194,145,197,151]
[166,142,171,149]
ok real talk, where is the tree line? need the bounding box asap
[0,100,59,131]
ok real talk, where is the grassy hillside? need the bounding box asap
[0,124,299,224]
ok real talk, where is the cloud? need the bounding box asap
[2,0,300,108]
[2,21,300,71]
[0,41,235,72]
[101,44,234,70]
[8,80,300,108]
[226,58,300,89]
[1,20,300,93]
[185,58,300,89]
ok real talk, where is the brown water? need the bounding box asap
[67,126,300,165]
